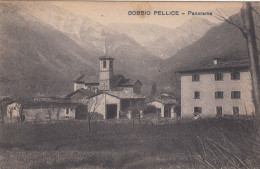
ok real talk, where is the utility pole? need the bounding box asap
[241,2,260,136]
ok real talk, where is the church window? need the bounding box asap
[103,60,106,69]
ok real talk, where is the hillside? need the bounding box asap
[0,2,162,98]
[146,17,215,59]
[109,18,215,59]
[0,3,102,98]
[17,2,161,79]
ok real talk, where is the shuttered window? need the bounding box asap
[215,91,224,99]
[192,74,200,82]
[231,91,241,99]
[215,73,223,81]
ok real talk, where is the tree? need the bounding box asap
[79,95,103,131]
[150,83,157,96]
[0,102,5,123]
[216,2,260,138]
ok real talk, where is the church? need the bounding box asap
[70,56,145,119]
[73,56,142,94]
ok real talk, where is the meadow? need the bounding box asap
[0,118,259,169]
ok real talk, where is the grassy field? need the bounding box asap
[0,118,260,169]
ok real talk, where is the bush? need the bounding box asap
[143,105,158,114]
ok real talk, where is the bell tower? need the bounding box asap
[99,56,114,91]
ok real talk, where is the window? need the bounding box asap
[110,60,113,68]
[103,60,106,69]
[231,72,240,80]
[194,91,200,99]
[194,107,202,115]
[66,108,69,114]
[215,73,223,81]
[231,91,241,99]
[192,74,200,82]
[233,107,239,115]
[215,91,224,99]
[216,106,222,116]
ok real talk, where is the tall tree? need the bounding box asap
[151,83,157,96]
[216,2,260,138]
[241,2,260,138]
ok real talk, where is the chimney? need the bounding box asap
[213,58,220,65]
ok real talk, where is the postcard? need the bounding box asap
[0,1,259,169]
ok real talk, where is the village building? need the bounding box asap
[69,56,145,119]
[6,101,79,123]
[148,97,177,118]
[6,101,21,120]
[177,58,255,118]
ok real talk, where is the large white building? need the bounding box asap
[178,58,255,117]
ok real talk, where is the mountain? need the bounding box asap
[155,12,259,98]
[146,17,215,59]
[0,3,102,98]
[107,23,173,47]
[0,2,162,98]
[17,2,161,78]
[108,18,215,59]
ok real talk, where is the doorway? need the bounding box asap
[106,104,117,119]
[164,105,171,118]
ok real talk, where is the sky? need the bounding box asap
[52,1,242,29]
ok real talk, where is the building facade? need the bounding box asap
[178,59,255,117]
[83,91,145,119]
[6,101,79,123]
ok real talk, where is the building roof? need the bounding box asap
[87,91,145,100]
[113,75,142,87]
[22,101,80,109]
[105,91,145,99]
[99,56,114,60]
[66,89,98,99]
[152,98,177,105]
[73,74,99,84]
[176,59,250,74]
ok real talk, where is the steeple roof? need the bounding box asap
[99,56,114,60]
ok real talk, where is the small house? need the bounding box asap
[148,98,177,118]
[84,91,145,119]
[7,101,80,123]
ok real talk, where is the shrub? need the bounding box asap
[143,105,158,114]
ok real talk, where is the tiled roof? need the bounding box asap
[177,59,250,73]
[105,91,145,99]
[74,74,99,84]
[66,89,97,98]
[153,98,177,105]
[115,75,142,87]
[23,101,80,109]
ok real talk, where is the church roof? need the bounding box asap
[99,56,114,60]
[118,79,142,87]
[73,74,99,84]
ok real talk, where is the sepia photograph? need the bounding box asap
[0,1,260,168]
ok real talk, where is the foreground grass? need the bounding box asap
[0,118,259,169]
